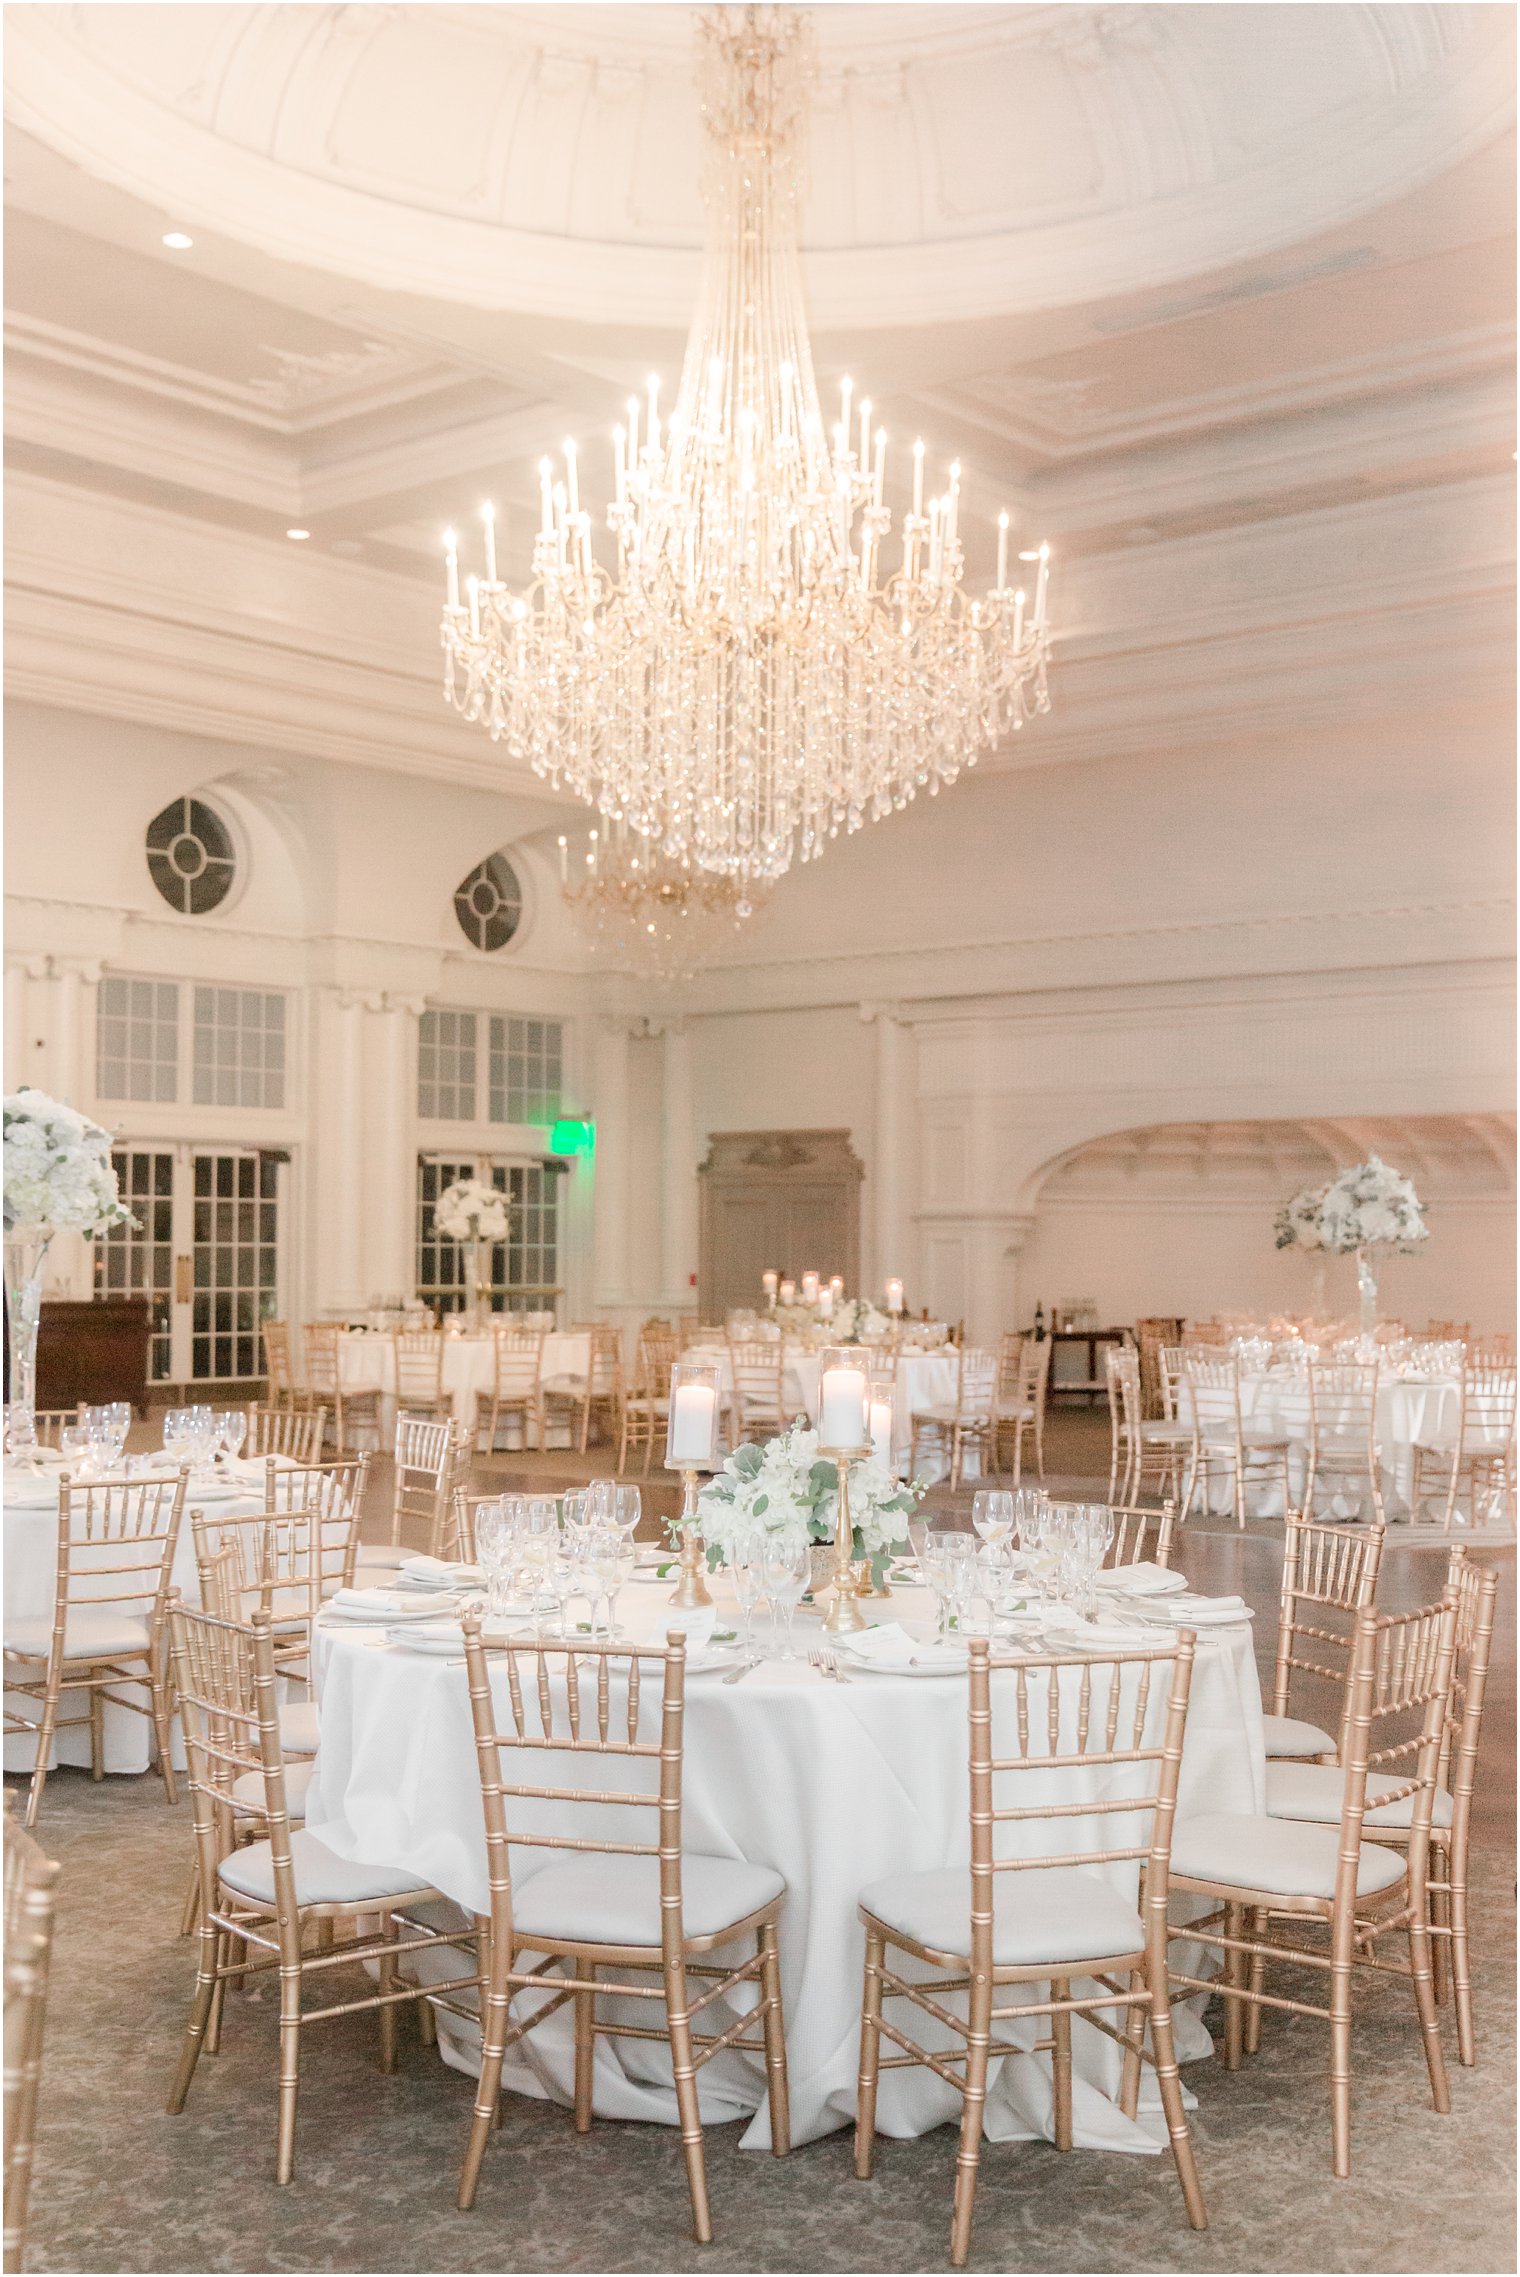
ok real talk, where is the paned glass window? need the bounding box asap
[417,1009,478,1122]
[191,1151,279,1381]
[488,1015,563,1125]
[191,987,286,1110]
[94,1149,175,1380]
[454,854,524,953]
[95,978,179,1104]
[145,796,236,916]
[415,1155,560,1315]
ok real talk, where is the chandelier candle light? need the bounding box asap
[666,1357,723,1609]
[441,5,1052,889]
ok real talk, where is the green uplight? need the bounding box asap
[549,1116,595,1157]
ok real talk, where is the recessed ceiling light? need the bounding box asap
[285,528,311,542]
[161,231,194,250]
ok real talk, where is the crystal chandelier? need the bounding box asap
[557,820,766,982]
[442,4,1052,889]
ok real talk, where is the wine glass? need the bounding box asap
[88,1403,132,1469]
[215,1410,247,1463]
[184,1406,218,1473]
[607,1485,642,1542]
[761,1535,810,1661]
[162,1409,195,1469]
[58,1422,93,1478]
[586,1525,626,1637]
[727,1530,768,1656]
[971,1489,1015,1555]
[474,1498,517,1620]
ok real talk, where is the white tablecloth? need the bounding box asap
[306,1575,1263,2154]
[2,1456,275,1775]
[337,1331,592,1444]
[1185,1372,1464,1518]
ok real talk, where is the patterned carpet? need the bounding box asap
[10,1419,1514,2274]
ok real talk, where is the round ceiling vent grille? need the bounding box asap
[145,795,236,915]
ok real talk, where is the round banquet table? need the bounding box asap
[2,1454,281,1775]
[1184,1370,1465,1519]
[337,1329,592,1443]
[305,1575,1264,2155]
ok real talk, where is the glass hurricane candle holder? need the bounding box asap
[817,1345,871,1633]
[665,1358,722,1609]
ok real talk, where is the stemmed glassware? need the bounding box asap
[761,1535,809,1661]
[163,1408,215,1471]
[58,1421,94,1478]
[473,1498,518,1622]
[727,1530,768,1655]
[84,1403,132,1472]
[214,1410,247,1464]
[971,1489,1015,1555]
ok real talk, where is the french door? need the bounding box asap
[96,1145,285,1383]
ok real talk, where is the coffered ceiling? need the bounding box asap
[3,2,1514,789]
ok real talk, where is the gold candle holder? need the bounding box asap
[668,1467,713,1610]
[818,1442,870,1633]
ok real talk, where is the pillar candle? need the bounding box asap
[762,1269,779,1299]
[801,1271,820,1303]
[885,1278,903,1315]
[819,1365,867,1450]
[869,1395,895,1470]
[818,1286,835,1320]
[830,1275,845,1299]
[779,1278,796,1307]
[668,1382,717,1466]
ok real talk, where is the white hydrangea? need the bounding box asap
[1278,1155,1428,1258]
[696,1416,921,1577]
[433,1177,511,1244]
[3,1088,134,1236]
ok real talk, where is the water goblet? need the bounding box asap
[761,1535,810,1661]
[59,1422,93,1477]
[474,1499,517,1621]
[91,1403,132,1468]
[608,1484,642,1542]
[162,1409,197,1469]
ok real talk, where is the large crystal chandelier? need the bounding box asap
[557,821,767,981]
[442,4,1052,889]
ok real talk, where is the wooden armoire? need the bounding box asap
[697,1129,863,1321]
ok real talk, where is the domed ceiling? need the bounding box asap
[4,3,1508,324]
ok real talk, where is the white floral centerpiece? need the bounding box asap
[433,1177,511,1328]
[1274,1155,1427,1342]
[4,1088,135,1452]
[696,1417,922,1588]
[772,1292,892,1345]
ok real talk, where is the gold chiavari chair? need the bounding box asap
[1181,1351,1291,1528]
[854,1634,1205,2265]
[1411,1363,1517,1530]
[4,1470,188,1826]
[996,1335,1051,1486]
[542,1322,623,1454]
[166,1601,479,2184]
[19,1408,86,1453]
[243,1403,328,1464]
[908,1347,997,1490]
[619,1326,676,1475]
[1471,1331,1513,1364]
[478,1324,547,1455]
[987,1334,1023,1474]
[1134,1318,1185,1419]
[1105,1498,1176,1568]
[1167,1594,1457,2177]
[1262,1510,1384,1763]
[1105,1346,1194,1508]
[678,1318,724,1351]
[445,1620,789,2239]
[303,1322,383,1454]
[385,1415,472,1554]
[1264,1552,1498,2069]
[1303,1357,1385,1528]
[195,1459,368,1677]
[449,1487,507,1567]
[726,1338,789,1443]
[391,1328,450,1422]
[1425,1319,1471,1344]
[4,1800,59,2277]
[261,1321,295,1407]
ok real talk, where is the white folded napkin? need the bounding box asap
[1038,1608,1144,1650]
[834,1622,964,1670]
[328,1584,461,1618]
[1093,1561,1188,1597]
[1145,1592,1253,1626]
[400,1554,484,1588]
[660,1604,717,1648]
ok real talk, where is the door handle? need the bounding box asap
[174,1255,192,1305]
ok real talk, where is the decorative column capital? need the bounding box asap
[858,999,904,1027]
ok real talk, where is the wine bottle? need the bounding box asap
[1033,1299,1046,1341]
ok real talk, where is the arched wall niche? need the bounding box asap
[1015,1113,1516,1334]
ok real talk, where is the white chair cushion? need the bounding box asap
[353,1543,406,1575]
[4,1607,151,1661]
[911,1406,959,1425]
[859,1865,1144,1968]
[1262,1712,1338,1759]
[510,1852,784,1948]
[1171,1813,1406,1900]
[1000,1405,1036,1424]
[1265,1762,1453,1833]
[230,1759,315,1820]
[219,1828,432,1910]
[1139,1422,1193,1444]
[279,1700,321,1756]
[541,1375,587,1395]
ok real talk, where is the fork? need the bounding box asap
[810,1646,852,1684]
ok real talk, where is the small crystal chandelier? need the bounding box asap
[557,821,766,981]
[442,5,1052,889]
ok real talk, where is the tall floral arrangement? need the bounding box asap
[433,1178,510,1244]
[3,1089,135,1236]
[772,1292,892,1344]
[3,1089,135,1454]
[696,1418,921,1585]
[1274,1157,1428,1257]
